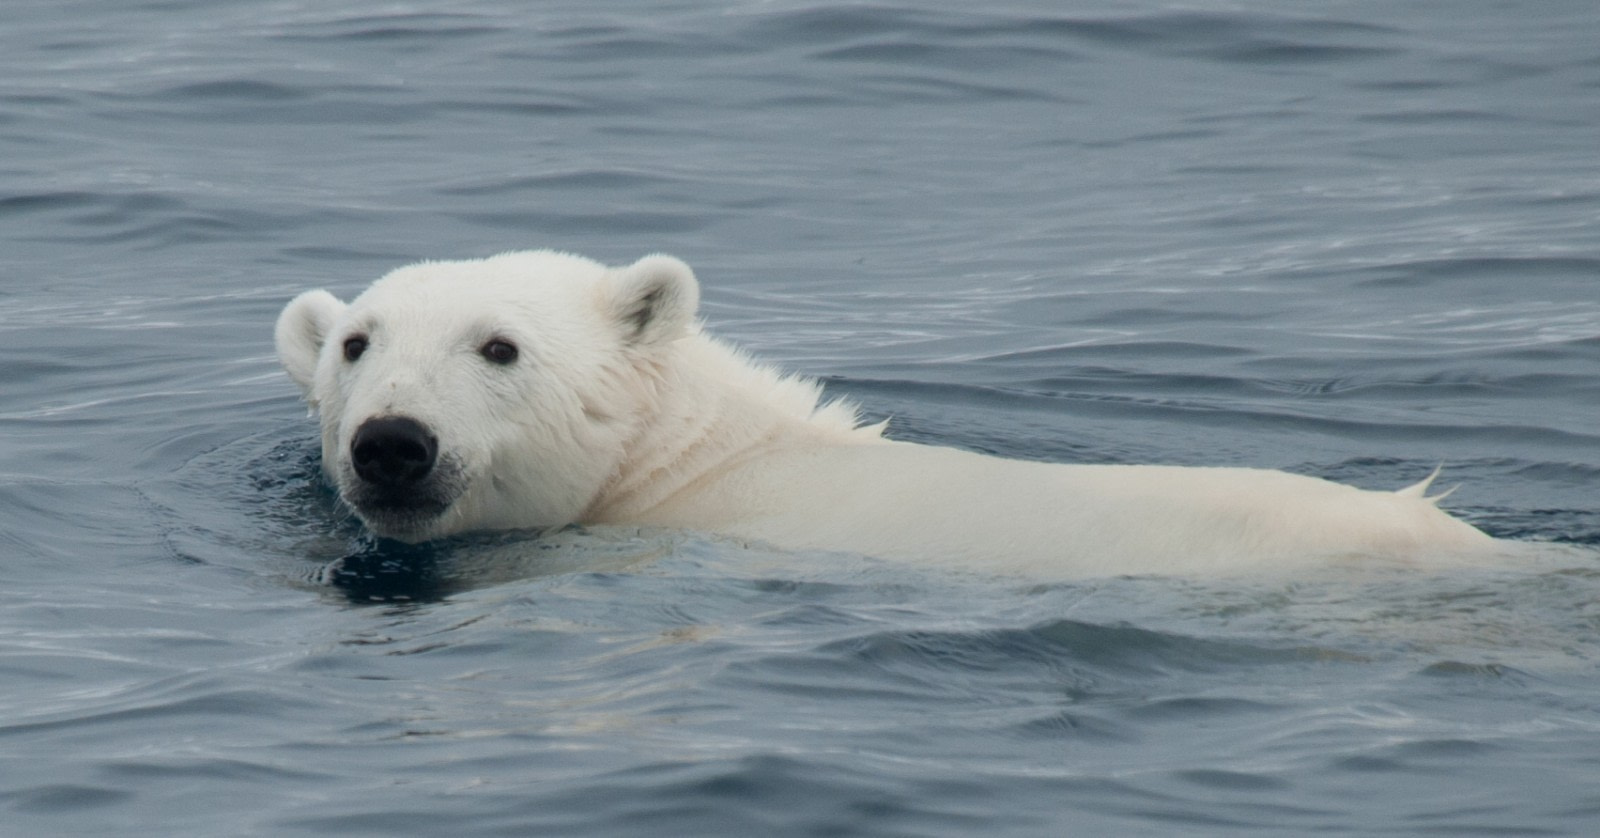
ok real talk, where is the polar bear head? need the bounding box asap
[274,250,699,542]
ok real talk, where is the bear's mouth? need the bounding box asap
[340,458,467,542]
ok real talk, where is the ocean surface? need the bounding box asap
[4,0,1600,834]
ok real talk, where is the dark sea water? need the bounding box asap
[4,1,1600,834]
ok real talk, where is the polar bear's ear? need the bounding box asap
[275,289,346,396]
[608,254,700,347]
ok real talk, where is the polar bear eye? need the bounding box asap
[342,335,368,362]
[481,338,518,365]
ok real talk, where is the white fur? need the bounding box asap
[276,249,1494,575]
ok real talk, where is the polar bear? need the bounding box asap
[275,249,1494,576]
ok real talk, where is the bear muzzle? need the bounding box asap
[341,415,469,540]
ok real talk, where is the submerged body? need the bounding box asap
[615,446,1489,575]
[276,250,1492,576]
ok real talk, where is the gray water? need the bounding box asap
[5,0,1600,835]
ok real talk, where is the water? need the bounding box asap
[4,0,1600,834]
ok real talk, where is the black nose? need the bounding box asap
[351,417,437,486]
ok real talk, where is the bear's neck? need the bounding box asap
[583,332,879,522]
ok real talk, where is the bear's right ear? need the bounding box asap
[607,254,700,347]
[275,289,346,397]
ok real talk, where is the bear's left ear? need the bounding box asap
[607,254,700,346]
